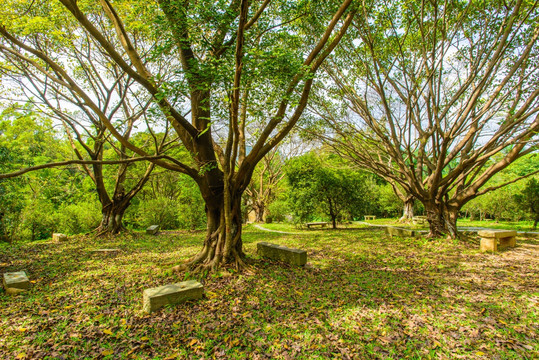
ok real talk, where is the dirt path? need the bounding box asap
[251,224,302,235]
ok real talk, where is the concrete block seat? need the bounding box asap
[478,230,517,252]
[257,242,307,266]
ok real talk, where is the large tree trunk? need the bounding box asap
[182,192,247,272]
[424,200,459,239]
[399,196,415,222]
[97,200,129,235]
[253,201,265,223]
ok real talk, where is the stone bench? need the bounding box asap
[3,271,30,291]
[305,222,328,229]
[257,242,307,266]
[52,233,68,242]
[143,280,204,314]
[364,215,376,221]
[385,226,417,238]
[478,230,517,252]
[146,225,160,235]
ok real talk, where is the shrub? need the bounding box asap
[54,201,101,235]
[19,199,55,241]
[135,197,180,230]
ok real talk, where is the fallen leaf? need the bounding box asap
[164,353,179,360]
[101,350,114,356]
[103,329,114,335]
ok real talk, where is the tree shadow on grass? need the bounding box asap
[0,230,536,359]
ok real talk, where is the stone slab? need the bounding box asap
[385,226,416,238]
[3,271,30,290]
[477,230,517,239]
[143,280,203,314]
[479,230,517,252]
[305,222,328,228]
[480,237,497,252]
[146,225,160,235]
[257,242,307,266]
[52,233,68,242]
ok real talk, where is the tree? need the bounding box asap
[286,152,372,228]
[515,178,539,228]
[0,0,356,270]
[244,136,305,223]
[0,104,62,241]
[311,0,539,238]
[0,9,166,235]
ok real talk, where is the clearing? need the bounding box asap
[0,226,537,359]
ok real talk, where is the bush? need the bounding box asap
[134,197,180,230]
[19,199,55,241]
[177,200,206,230]
[54,201,101,235]
[267,200,290,223]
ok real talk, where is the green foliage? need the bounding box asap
[54,201,102,235]
[267,199,291,223]
[177,193,206,231]
[127,172,206,231]
[376,183,403,217]
[286,152,374,225]
[463,186,525,222]
[19,199,55,241]
[133,196,180,230]
[515,178,539,228]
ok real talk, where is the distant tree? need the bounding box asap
[245,137,306,223]
[515,178,539,228]
[0,21,163,234]
[286,153,372,228]
[312,0,539,238]
[0,104,66,241]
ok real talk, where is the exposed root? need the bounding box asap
[93,224,128,238]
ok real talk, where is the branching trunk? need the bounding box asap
[251,201,265,222]
[183,192,246,272]
[399,196,415,222]
[425,200,458,239]
[97,200,129,235]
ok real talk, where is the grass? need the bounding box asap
[1,226,538,359]
[361,218,538,232]
[457,219,537,232]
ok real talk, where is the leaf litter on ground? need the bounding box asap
[0,226,537,359]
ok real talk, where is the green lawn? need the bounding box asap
[457,219,537,232]
[360,218,538,232]
[1,227,537,359]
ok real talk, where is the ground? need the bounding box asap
[0,224,537,359]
